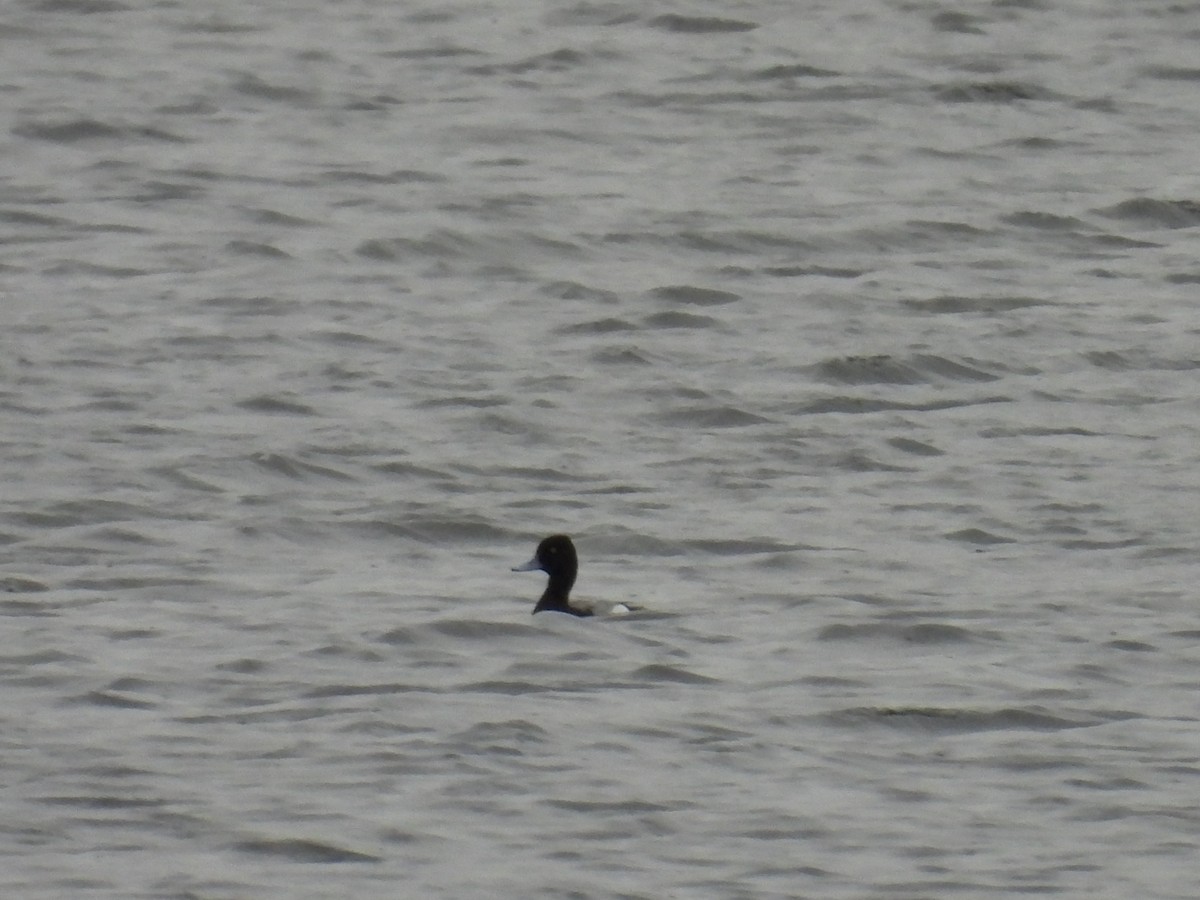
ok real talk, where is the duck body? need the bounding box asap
[513,534,636,617]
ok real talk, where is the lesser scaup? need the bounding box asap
[512,534,636,617]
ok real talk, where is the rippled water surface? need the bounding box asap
[3,1,1200,898]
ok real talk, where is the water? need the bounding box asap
[2,1,1199,897]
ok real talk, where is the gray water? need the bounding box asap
[3,1,1200,897]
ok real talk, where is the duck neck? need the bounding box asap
[534,573,588,616]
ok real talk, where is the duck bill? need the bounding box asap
[512,557,542,572]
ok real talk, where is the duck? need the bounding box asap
[512,534,637,617]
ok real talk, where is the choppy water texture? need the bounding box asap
[3,1,1200,897]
